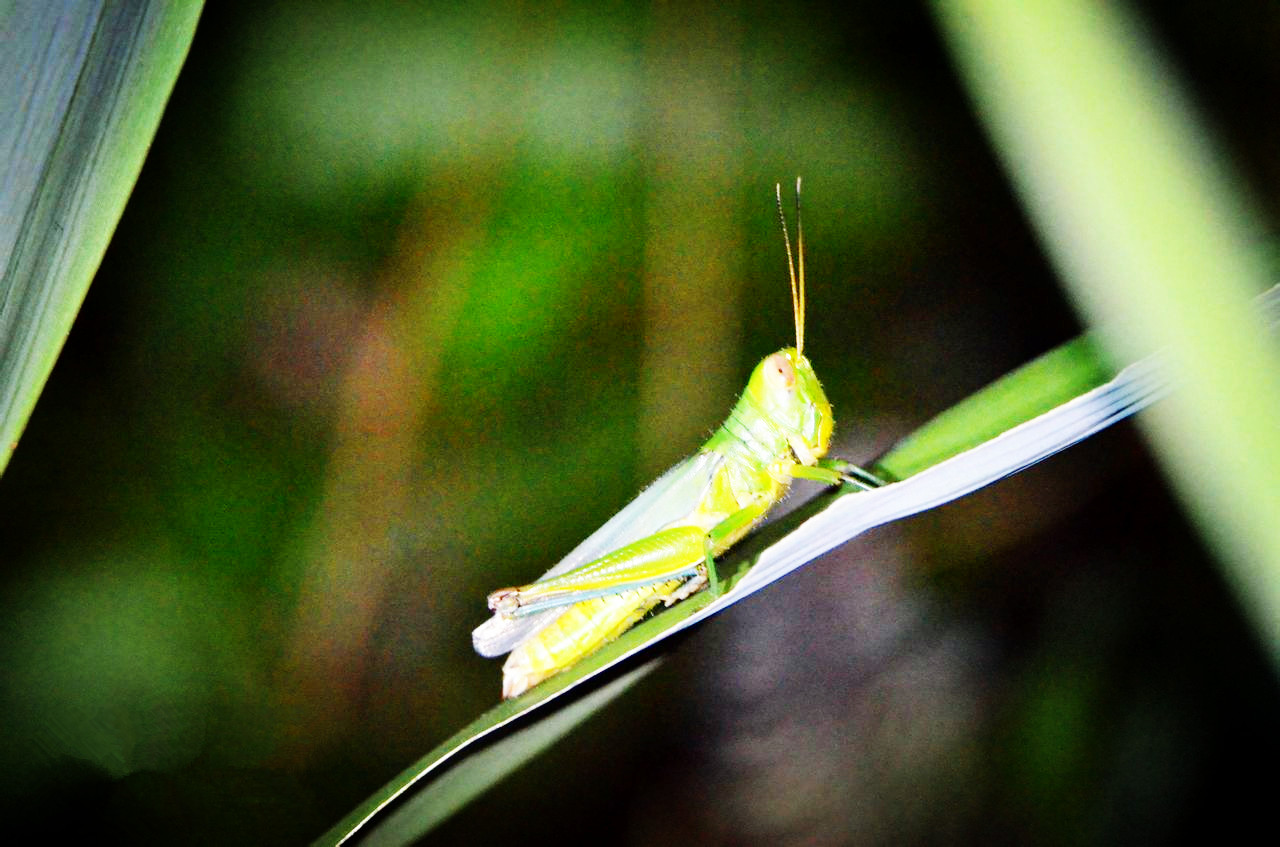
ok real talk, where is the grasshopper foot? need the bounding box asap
[487,588,522,616]
[659,573,707,606]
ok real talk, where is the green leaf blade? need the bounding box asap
[0,0,204,474]
[934,0,1280,662]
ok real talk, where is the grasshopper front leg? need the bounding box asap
[789,458,888,490]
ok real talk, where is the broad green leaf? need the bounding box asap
[0,0,203,475]
[876,334,1112,480]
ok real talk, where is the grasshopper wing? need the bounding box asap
[471,450,722,657]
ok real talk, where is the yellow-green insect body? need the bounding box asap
[473,180,864,698]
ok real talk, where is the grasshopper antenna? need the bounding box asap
[795,176,805,355]
[776,181,803,354]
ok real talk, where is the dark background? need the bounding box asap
[1,1,1277,843]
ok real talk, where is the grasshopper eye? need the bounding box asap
[763,352,795,391]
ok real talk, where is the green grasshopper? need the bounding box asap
[472,179,881,698]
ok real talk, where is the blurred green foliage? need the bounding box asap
[2,1,1277,844]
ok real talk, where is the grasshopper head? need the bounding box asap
[753,346,833,466]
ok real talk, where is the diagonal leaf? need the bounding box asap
[0,0,203,475]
